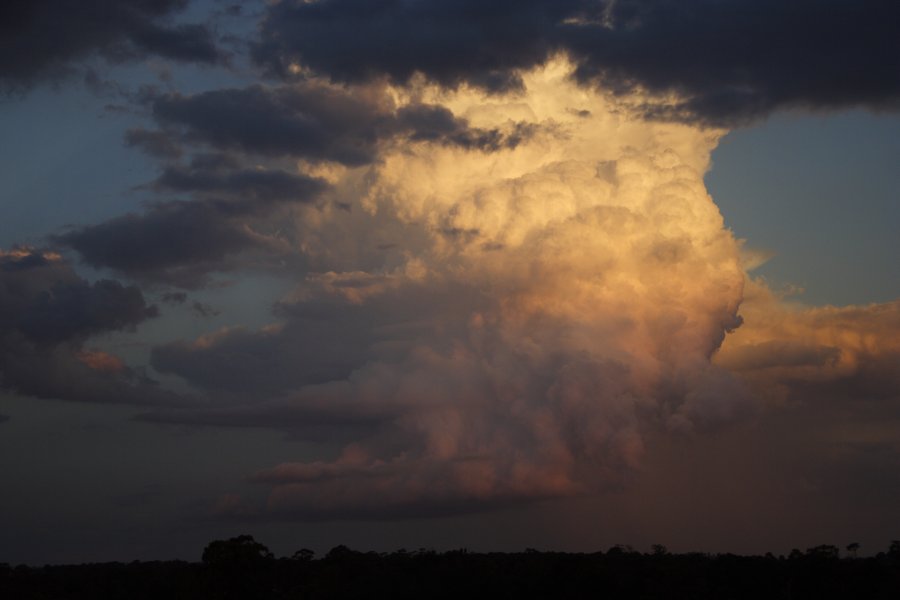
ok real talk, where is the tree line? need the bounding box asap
[2,536,899,599]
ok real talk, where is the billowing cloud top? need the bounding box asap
[141,61,757,517]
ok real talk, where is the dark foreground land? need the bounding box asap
[3,537,900,599]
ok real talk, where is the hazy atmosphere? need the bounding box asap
[1,0,898,565]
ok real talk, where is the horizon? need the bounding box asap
[1,0,899,566]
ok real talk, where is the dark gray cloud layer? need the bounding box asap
[0,251,156,342]
[152,154,326,203]
[58,198,290,287]
[152,83,532,164]
[150,303,375,396]
[0,249,181,406]
[125,128,184,160]
[253,0,575,93]
[59,201,263,284]
[0,0,223,90]
[254,0,900,124]
[57,152,327,286]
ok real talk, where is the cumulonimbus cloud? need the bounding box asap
[18,36,897,521]
[145,60,761,518]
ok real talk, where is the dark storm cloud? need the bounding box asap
[253,0,576,93]
[147,278,485,401]
[0,248,182,406]
[58,199,279,287]
[254,0,900,124]
[0,0,224,90]
[190,301,219,318]
[153,154,326,202]
[150,314,370,395]
[565,0,900,124]
[151,83,533,164]
[136,281,484,444]
[125,128,183,160]
[137,394,393,441]
[0,250,156,342]
[57,154,326,286]
[17,278,156,344]
[160,291,188,304]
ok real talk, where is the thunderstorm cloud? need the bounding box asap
[3,0,898,534]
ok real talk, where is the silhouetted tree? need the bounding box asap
[325,544,357,559]
[201,535,275,600]
[806,545,840,560]
[202,534,273,567]
[846,542,860,558]
[888,540,900,561]
[292,548,315,561]
[4,537,900,599]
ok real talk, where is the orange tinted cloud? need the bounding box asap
[76,349,127,374]
[195,60,754,517]
[716,278,900,403]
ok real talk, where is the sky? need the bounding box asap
[1,0,898,565]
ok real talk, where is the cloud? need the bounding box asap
[142,62,761,519]
[253,453,582,520]
[150,82,535,164]
[150,321,366,395]
[58,200,277,287]
[716,279,900,405]
[151,153,326,202]
[190,301,219,318]
[252,0,575,93]
[253,0,900,125]
[0,415,9,424]
[0,0,224,91]
[125,128,183,160]
[0,247,182,405]
[57,160,327,286]
[61,78,535,287]
[160,291,188,304]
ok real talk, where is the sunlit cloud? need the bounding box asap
[147,59,756,517]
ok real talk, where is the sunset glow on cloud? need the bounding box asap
[130,59,895,519]
[1,0,898,563]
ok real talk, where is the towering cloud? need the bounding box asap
[144,61,756,518]
[1,0,899,562]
